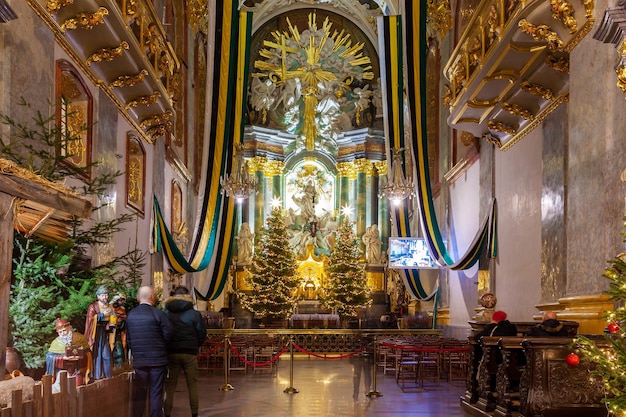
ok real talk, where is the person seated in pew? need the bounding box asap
[474,310,517,341]
[527,311,569,337]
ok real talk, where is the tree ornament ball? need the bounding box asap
[608,321,621,334]
[566,353,580,367]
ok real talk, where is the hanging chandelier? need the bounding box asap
[220,144,257,202]
[379,147,415,205]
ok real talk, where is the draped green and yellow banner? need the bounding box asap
[152,3,253,301]
[379,1,497,306]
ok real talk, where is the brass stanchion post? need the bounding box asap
[366,335,382,398]
[219,335,234,391]
[284,336,299,394]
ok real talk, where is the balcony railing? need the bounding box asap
[443,0,595,150]
[27,0,180,143]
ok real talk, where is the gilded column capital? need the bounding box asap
[336,161,356,178]
[248,156,267,172]
[353,158,373,175]
[373,161,388,176]
[264,160,285,176]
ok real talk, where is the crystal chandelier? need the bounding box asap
[379,147,415,205]
[220,144,257,202]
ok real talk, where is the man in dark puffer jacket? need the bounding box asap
[126,286,174,417]
[527,311,569,337]
[163,286,206,417]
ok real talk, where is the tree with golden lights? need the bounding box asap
[320,217,371,318]
[237,206,302,320]
[575,218,626,415]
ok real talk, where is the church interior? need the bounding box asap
[0,0,626,414]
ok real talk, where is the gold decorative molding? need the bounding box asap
[125,92,161,110]
[545,54,569,73]
[373,161,387,176]
[110,69,149,89]
[140,110,173,130]
[520,81,554,100]
[60,7,108,33]
[427,0,452,40]
[549,0,577,33]
[86,41,130,66]
[502,102,534,120]
[46,0,73,13]
[518,19,565,51]
[444,0,591,150]
[247,156,268,173]
[145,122,172,140]
[487,120,516,135]
[264,160,284,176]
[336,161,356,178]
[353,158,372,175]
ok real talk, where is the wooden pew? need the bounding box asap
[521,336,608,417]
[494,337,527,417]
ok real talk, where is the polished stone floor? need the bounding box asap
[169,356,467,417]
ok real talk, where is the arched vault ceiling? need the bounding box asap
[241,0,399,51]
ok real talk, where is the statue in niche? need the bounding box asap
[292,180,318,222]
[236,222,254,265]
[362,224,383,265]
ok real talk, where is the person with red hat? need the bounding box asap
[45,318,91,387]
[474,310,517,341]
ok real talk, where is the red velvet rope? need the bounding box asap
[196,343,222,358]
[228,342,289,367]
[292,343,369,359]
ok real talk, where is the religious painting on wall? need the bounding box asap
[55,59,93,178]
[171,181,188,254]
[126,132,146,216]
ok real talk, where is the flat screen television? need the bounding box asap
[387,237,440,269]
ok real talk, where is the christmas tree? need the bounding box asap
[320,218,371,317]
[575,217,626,415]
[238,206,302,319]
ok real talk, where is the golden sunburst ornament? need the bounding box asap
[253,12,374,152]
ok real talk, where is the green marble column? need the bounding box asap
[250,157,267,236]
[354,159,368,250]
[336,162,352,222]
[375,161,390,255]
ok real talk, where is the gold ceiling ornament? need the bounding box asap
[140,110,173,130]
[545,54,569,73]
[86,41,130,66]
[188,0,209,34]
[60,7,108,33]
[520,81,554,100]
[426,0,452,40]
[46,0,73,14]
[109,69,149,89]
[482,133,503,149]
[487,120,516,135]
[550,0,577,33]
[518,19,565,51]
[253,12,374,152]
[125,91,161,110]
[502,102,534,121]
[145,121,172,141]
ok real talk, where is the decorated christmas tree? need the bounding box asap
[320,217,371,317]
[575,217,626,415]
[238,206,302,319]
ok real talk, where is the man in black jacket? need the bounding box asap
[126,286,174,417]
[163,286,206,417]
[527,311,569,337]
